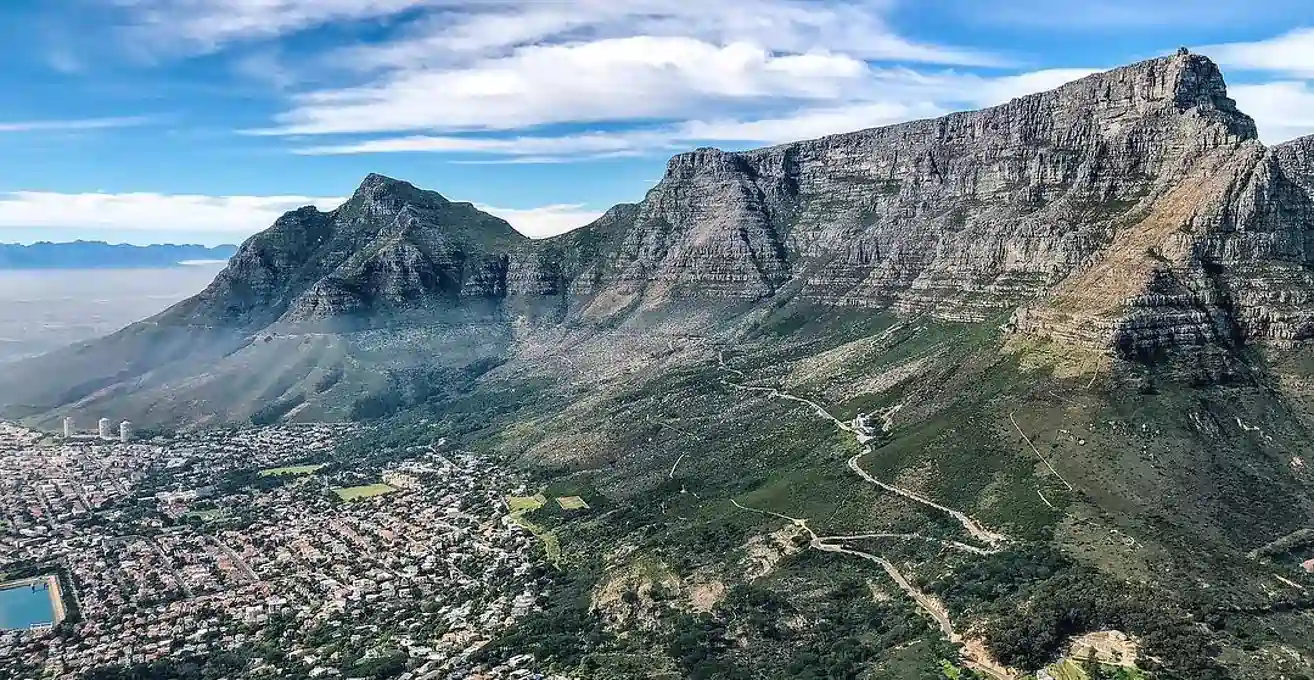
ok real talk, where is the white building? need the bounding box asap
[120,421,133,443]
[63,417,75,439]
[98,418,112,440]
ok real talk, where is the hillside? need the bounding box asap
[0,241,236,269]
[1,50,1313,678]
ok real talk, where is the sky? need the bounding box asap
[2,1,1314,245]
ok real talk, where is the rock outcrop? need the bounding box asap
[5,50,1314,424]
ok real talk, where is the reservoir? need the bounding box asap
[0,580,56,629]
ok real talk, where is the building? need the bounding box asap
[63,417,75,439]
[98,418,112,440]
[120,421,133,444]
[1304,558,1314,574]
[383,471,421,490]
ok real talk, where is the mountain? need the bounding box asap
[3,51,1314,679]
[0,241,237,269]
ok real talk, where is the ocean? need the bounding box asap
[0,582,55,629]
[0,264,224,364]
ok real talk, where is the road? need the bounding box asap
[731,498,1016,680]
[720,353,1018,679]
[848,451,1007,550]
[720,368,1007,549]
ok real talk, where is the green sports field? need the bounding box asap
[259,464,326,477]
[332,483,398,501]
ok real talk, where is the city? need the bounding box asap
[0,420,567,679]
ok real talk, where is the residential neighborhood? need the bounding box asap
[0,421,567,679]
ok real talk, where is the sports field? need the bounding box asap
[259,464,325,477]
[556,496,590,510]
[333,483,398,501]
[507,494,547,512]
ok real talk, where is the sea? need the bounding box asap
[0,264,225,364]
[0,582,55,629]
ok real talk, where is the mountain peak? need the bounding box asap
[352,173,423,196]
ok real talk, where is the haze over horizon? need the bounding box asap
[2,1,1314,245]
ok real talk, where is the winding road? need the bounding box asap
[720,353,1017,679]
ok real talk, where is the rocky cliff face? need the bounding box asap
[6,50,1314,425]
[506,50,1314,364]
[156,51,1314,350]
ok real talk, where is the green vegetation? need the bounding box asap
[258,464,326,477]
[332,483,398,501]
[509,514,561,566]
[506,494,561,566]
[1047,659,1149,680]
[507,494,547,513]
[347,298,1314,680]
[182,509,225,522]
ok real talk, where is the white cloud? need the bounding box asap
[0,116,154,133]
[1232,81,1314,144]
[475,203,605,239]
[0,192,344,234]
[108,0,434,52]
[330,0,1004,70]
[295,131,672,157]
[0,190,602,241]
[1205,29,1314,143]
[291,67,1101,159]
[258,37,875,136]
[111,0,1002,67]
[1207,28,1314,78]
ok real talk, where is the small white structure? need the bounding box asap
[119,421,133,444]
[98,418,112,440]
[63,417,74,439]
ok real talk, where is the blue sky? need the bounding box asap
[1,0,1314,245]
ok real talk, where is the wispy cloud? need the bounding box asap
[107,0,434,53]
[0,116,155,133]
[109,0,1004,66]
[953,0,1311,30]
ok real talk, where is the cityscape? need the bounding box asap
[0,420,569,679]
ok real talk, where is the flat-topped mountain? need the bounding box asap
[5,51,1314,679]
[4,51,1314,424]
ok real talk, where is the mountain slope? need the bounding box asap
[7,49,1314,680]
[2,51,1314,678]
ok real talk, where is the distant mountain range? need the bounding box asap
[0,241,237,269]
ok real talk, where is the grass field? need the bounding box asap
[556,496,590,510]
[259,464,326,477]
[333,483,398,501]
[505,493,561,566]
[507,493,547,512]
[1045,659,1148,680]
